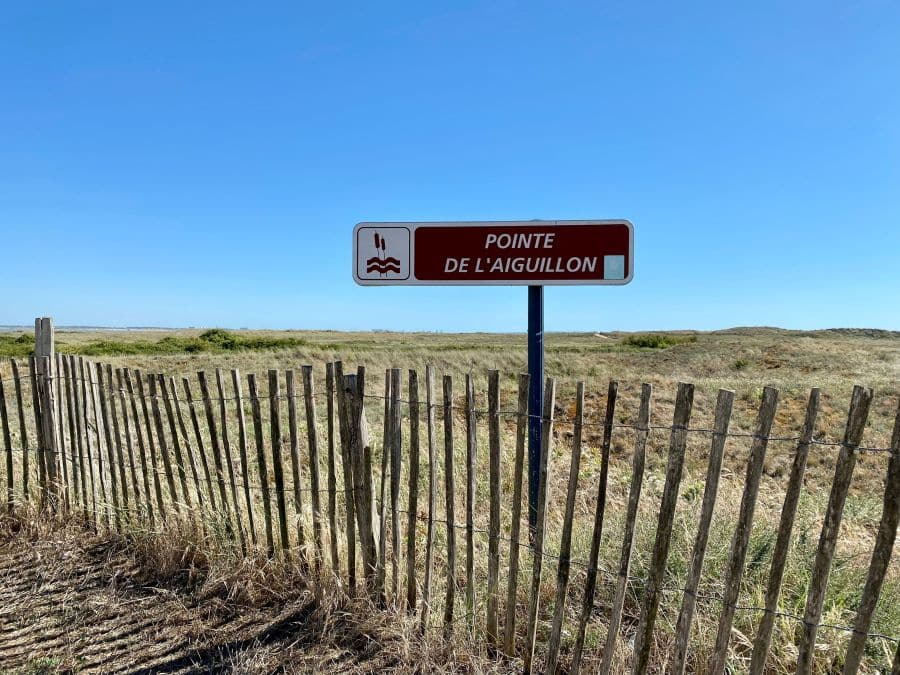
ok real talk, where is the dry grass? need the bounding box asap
[1,326,898,673]
[0,510,507,674]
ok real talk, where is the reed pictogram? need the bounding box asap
[366,232,401,275]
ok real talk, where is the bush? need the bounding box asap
[622,334,696,349]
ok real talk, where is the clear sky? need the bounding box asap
[2,1,898,331]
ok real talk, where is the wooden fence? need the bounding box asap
[0,336,898,673]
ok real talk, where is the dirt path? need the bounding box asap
[0,523,397,674]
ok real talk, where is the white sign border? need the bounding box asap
[352,219,634,286]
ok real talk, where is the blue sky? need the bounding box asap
[2,1,898,331]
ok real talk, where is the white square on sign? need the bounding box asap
[356,226,411,281]
[604,255,625,280]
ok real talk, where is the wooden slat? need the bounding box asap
[572,380,619,674]
[405,369,421,612]
[182,377,217,511]
[105,364,130,518]
[892,638,900,675]
[28,356,47,503]
[60,357,80,512]
[749,388,820,675]
[670,389,735,675]
[390,368,402,604]
[485,370,501,649]
[135,370,165,522]
[285,369,306,557]
[795,385,874,675]
[70,357,89,519]
[79,358,99,524]
[169,376,205,515]
[523,377,557,674]
[503,373,530,657]
[325,363,340,573]
[149,374,180,516]
[216,369,246,552]
[96,364,121,528]
[10,360,30,502]
[0,376,12,512]
[597,383,652,675]
[39,356,60,510]
[442,374,457,634]
[464,373,477,631]
[346,370,378,595]
[267,369,290,553]
[159,375,192,511]
[55,354,71,510]
[124,369,154,526]
[377,369,391,601]
[66,357,84,512]
[631,382,695,675]
[302,365,325,572]
[708,386,780,674]
[334,361,357,591]
[546,381,586,673]
[419,365,437,633]
[198,371,232,533]
[842,398,900,674]
[248,373,274,557]
[115,368,142,523]
[232,369,257,547]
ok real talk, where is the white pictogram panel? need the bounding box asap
[355,226,410,281]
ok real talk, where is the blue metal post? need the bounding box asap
[527,285,544,535]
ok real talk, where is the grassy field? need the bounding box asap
[1,326,898,673]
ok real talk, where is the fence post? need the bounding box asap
[596,383,652,675]
[405,369,421,613]
[572,380,619,674]
[709,386,780,674]
[464,374,477,632]
[10,360,30,503]
[670,388,735,675]
[376,370,391,602]
[749,388,820,675]
[523,377,556,675]
[485,370,501,649]
[38,355,61,512]
[34,319,57,509]
[325,363,340,574]
[334,361,358,592]
[0,376,12,513]
[842,398,900,674]
[631,382,695,675]
[418,365,438,633]
[286,369,306,560]
[302,365,325,576]
[346,370,378,596]
[232,370,257,547]
[503,373,530,657]
[546,381,585,673]
[796,385,873,675]
[248,373,274,557]
[442,374,457,635]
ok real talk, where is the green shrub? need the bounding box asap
[622,333,696,349]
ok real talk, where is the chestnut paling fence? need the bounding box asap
[0,347,899,673]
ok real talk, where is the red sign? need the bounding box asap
[353,220,632,286]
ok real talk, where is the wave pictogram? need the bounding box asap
[366,256,401,274]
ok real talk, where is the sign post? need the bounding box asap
[353,220,633,539]
[527,285,543,534]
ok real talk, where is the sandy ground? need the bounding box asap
[0,521,402,674]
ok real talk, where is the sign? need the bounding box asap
[353,220,633,286]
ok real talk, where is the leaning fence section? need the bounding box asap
[0,353,898,675]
